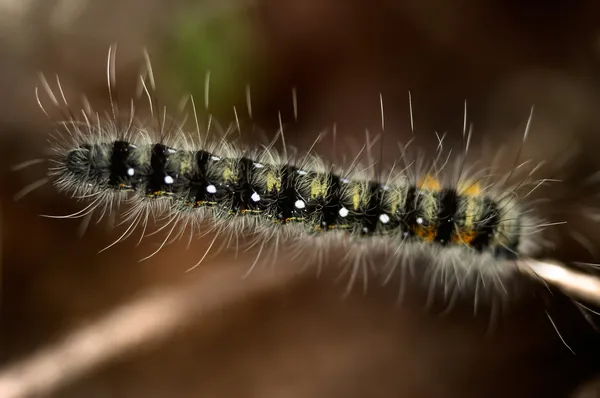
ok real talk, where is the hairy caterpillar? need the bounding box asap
[18,46,566,308]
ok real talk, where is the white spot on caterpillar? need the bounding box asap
[339,207,349,217]
[379,214,390,224]
[254,163,264,169]
[294,200,306,209]
[167,148,177,154]
[297,170,308,176]
[206,184,217,194]
[251,192,261,202]
[164,175,174,185]
[416,217,424,224]
[127,168,135,177]
[210,156,221,161]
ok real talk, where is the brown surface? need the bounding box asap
[1,1,600,397]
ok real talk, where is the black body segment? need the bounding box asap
[435,189,459,244]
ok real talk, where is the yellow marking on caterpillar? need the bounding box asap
[222,166,237,183]
[352,185,361,210]
[179,158,192,174]
[147,189,176,199]
[463,196,482,229]
[194,200,218,207]
[349,183,369,211]
[266,171,282,192]
[310,176,328,199]
[420,190,438,225]
[386,189,405,214]
[240,209,263,214]
[418,175,441,191]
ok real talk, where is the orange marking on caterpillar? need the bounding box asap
[452,230,477,245]
[457,181,481,197]
[418,175,441,191]
[414,225,436,242]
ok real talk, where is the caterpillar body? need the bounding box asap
[25,47,557,305]
[58,137,528,261]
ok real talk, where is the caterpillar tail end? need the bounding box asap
[516,258,600,307]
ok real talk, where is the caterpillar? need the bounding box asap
[18,46,566,307]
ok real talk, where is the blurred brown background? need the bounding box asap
[2,0,600,397]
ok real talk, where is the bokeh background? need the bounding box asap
[2,0,600,396]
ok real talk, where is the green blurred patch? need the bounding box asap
[164,5,262,115]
